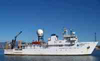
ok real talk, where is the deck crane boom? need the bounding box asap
[11,31,22,49]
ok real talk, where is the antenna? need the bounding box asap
[95,32,97,42]
[70,29,73,35]
[62,27,67,35]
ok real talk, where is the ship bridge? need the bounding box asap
[48,28,79,46]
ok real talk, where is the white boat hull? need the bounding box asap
[4,42,98,55]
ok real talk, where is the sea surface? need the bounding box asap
[0,49,100,61]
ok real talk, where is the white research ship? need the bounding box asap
[4,28,98,55]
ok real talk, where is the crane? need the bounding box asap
[11,31,22,49]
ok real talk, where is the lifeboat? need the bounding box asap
[32,41,41,45]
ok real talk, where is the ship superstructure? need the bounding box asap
[4,28,98,55]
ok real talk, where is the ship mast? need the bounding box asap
[63,27,67,35]
[95,32,97,42]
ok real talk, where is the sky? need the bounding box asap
[0,0,100,43]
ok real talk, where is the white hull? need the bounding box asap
[4,42,98,55]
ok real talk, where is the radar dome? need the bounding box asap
[72,32,75,35]
[37,29,44,36]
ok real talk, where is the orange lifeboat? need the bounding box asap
[32,41,41,45]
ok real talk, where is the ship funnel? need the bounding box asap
[37,29,44,42]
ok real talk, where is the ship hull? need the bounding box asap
[4,42,98,56]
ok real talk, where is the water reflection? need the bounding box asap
[4,55,100,61]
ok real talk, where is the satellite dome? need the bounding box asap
[72,32,75,35]
[37,29,44,36]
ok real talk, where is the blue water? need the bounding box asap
[0,49,100,61]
